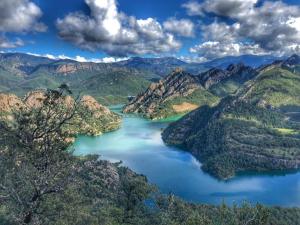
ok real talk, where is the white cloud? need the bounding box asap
[25,52,128,63]
[0,0,46,49]
[96,57,129,63]
[201,21,238,43]
[56,0,181,56]
[185,0,300,59]
[183,0,258,18]
[182,1,204,16]
[0,37,24,48]
[190,41,266,59]
[178,55,208,63]
[0,0,46,33]
[203,0,257,18]
[163,18,195,37]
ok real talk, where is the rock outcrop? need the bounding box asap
[198,63,257,89]
[123,69,219,119]
[123,63,260,119]
[0,93,24,112]
[0,91,121,138]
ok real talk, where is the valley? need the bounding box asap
[74,105,300,206]
[1,53,300,224]
[2,53,300,181]
[2,0,300,223]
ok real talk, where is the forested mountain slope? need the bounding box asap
[162,55,300,179]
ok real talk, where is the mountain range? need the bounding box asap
[1,51,300,187]
[123,68,220,119]
[162,54,300,179]
[0,53,281,105]
[123,61,260,119]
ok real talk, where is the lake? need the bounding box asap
[74,106,300,207]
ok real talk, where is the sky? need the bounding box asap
[0,0,299,63]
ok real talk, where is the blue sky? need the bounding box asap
[0,0,299,62]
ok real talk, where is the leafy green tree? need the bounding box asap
[0,87,78,224]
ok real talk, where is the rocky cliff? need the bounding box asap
[123,63,257,120]
[0,93,24,112]
[198,63,257,89]
[123,68,219,119]
[197,63,258,97]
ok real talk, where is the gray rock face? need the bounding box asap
[123,69,201,117]
[123,63,258,119]
[198,63,257,89]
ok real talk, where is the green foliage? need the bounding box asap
[163,98,300,179]
[210,80,242,97]
[242,67,300,108]
[0,88,77,224]
[0,68,151,105]
[0,96,299,224]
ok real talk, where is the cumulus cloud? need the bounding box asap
[26,52,128,63]
[0,37,24,48]
[163,18,195,37]
[183,0,258,19]
[0,0,46,49]
[184,0,300,59]
[56,0,181,56]
[182,1,204,16]
[190,41,266,59]
[201,21,238,43]
[0,0,46,33]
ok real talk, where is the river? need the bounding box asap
[73,106,300,207]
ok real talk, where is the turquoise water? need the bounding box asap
[74,107,300,207]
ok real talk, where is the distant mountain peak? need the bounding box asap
[284,54,300,66]
[226,62,246,72]
[199,63,257,89]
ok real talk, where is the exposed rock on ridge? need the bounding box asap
[123,68,206,119]
[198,63,257,89]
[0,90,121,137]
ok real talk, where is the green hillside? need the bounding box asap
[71,70,150,105]
[0,67,151,105]
[163,97,300,179]
[209,79,242,96]
[0,67,23,91]
[241,67,300,109]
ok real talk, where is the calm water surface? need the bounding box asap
[74,106,300,207]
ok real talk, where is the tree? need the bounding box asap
[0,87,78,225]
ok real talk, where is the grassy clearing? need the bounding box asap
[274,128,299,135]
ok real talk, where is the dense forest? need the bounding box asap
[163,97,300,179]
